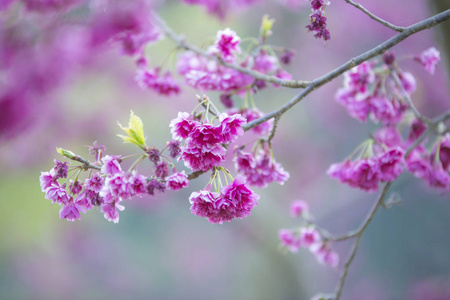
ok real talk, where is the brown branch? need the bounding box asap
[267,115,280,144]
[187,170,206,180]
[242,9,450,132]
[70,156,101,171]
[333,182,392,300]
[345,0,406,32]
[152,12,310,89]
[405,110,450,157]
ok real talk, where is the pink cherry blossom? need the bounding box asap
[129,172,147,196]
[101,200,125,223]
[376,147,405,182]
[290,200,309,218]
[327,159,380,192]
[85,173,104,193]
[135,68,180,96]
[415,47,440,74]
[311,243,339,267]
[166,171,189,191]
[279,229,301,253]
[234,149,290,188]
[101,155,122,175]
[59,198,82,222]
[253,50,278,74]
[45,182,70,205]
[218,113,246,143]
[310,0,330,11]
[306,11,330,40]
[155,161,169,178]
[398,71,417,95]
[189,189,220,219]
[374,127,404,148]
[189,123,224,145]
[189,177,259,224]
[211,28,241,63]
[299,227,321,248]
[432,133,450,172]
[170,112,197,141]
[39,169,56,192]
[23,0,81,13]
[181,139,227,172]
[53,159,69,179]
[219,175,259,219]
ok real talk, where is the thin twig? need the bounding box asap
[404,110,450,157]
[333,182,392,300]
[187,170,206,180]
[322,112,450,241]
[345,0,406,32]
[267,115,280,144]
[390,69,432,124]
[242,9,450,132]
[152,12,310,89]
[68,155,101,171]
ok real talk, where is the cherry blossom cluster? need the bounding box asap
[40,143,189,223]
[176,27,292,100]
[168,96,263,223]
[209,28,242,63]
[327,143,405,192]
[330,48,449,192]
[335,60,411,124]
[39,112,190,223]
[406,132,450,190]
[40,103,272,224]
[0,0,164,139]
[1,0,334,141]
[234,145,290,189]
[414,47,441,75]
[279,200,339,268]
[189,173,259,224]
[335,47,440,125]
[306,0,331,41]
[136,65,181,96]
[170,98,246,172]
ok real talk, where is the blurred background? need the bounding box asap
[1,0,449,299]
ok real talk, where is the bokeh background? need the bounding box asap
[1,0,449,299]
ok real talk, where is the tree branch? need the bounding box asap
[405,110,450,157]
[345,0,406,32]
[333,182,392,300]
[267,115,280,144]
[66,154,101,171]
[242,9,450,132]
[152,12,310,89]
[390,69,432,125]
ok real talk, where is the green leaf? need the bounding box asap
[117,111,147,150]
[260,15,275,38]
[56,147,76,159]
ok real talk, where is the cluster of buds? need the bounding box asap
[234,143,290,189]
[306,0,331,41]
